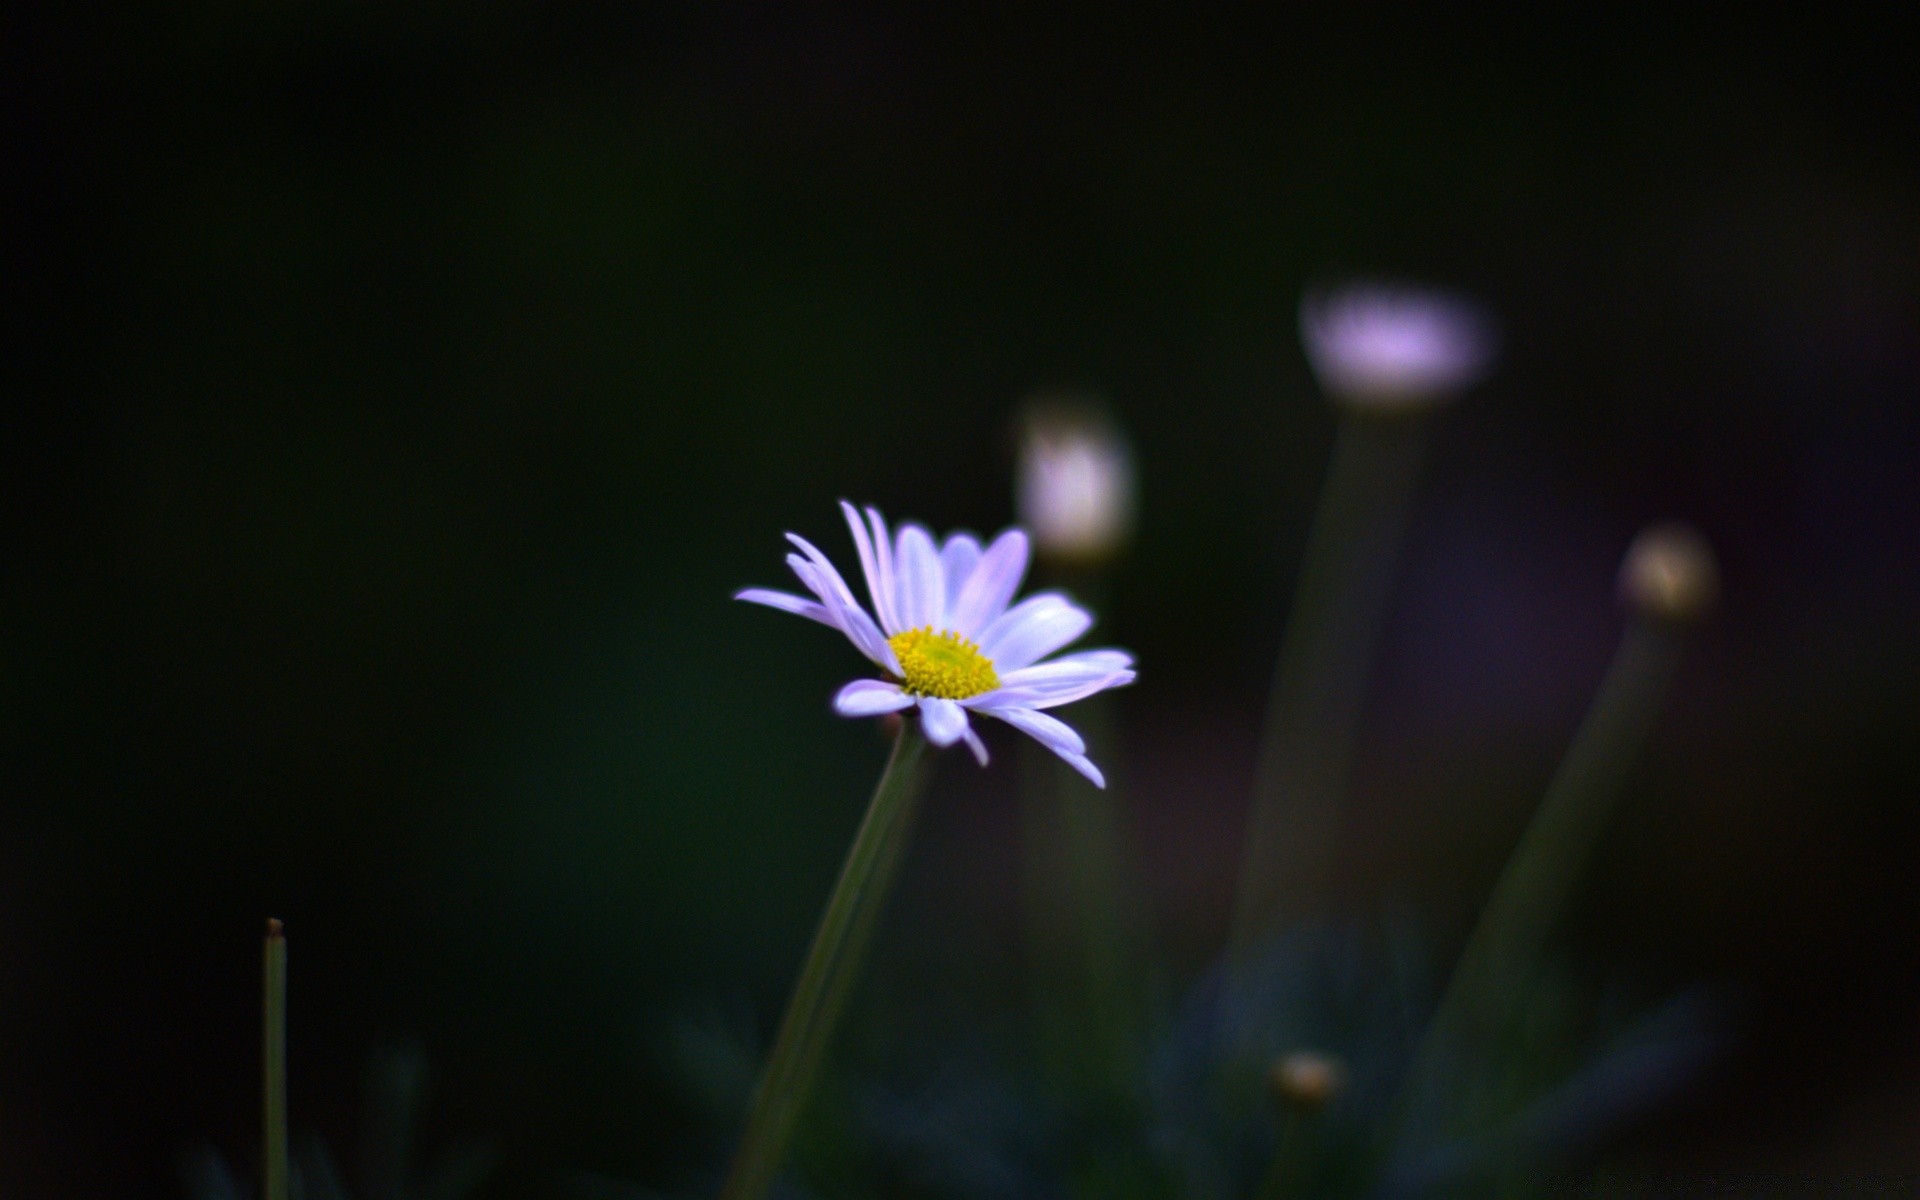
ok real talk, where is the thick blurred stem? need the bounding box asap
[1231,412,1431,958]
[263,919,288,1200]
[1253,1113,1305,1200]
[719,724,930,1200]
[1021,691,1141,1094]
[1399,618,1687,1134]
[1020,571,1143,1095]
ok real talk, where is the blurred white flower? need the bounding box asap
[1016,400,1136,565]
[1268,1050,1347,1112]
[1618,521,1719,623]
[1299,282,1497,410]
[737,503,1136,786]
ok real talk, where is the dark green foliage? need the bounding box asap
[183,1046,493,1200]
[640,929,1720,1200]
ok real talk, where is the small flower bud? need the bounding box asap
[1268,1050,1346,1113]
[1299,282,1497,412]
[1618,522,1719,624]
[1015,396,1136,566]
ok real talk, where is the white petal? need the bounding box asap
[960,726,990,766]
[940,534,983,612]
[864,507,900,635]
[735,588,834,627]
[784,534,860,609]
[833,679,914,717]
[993,657,1121,691]
[918,697,968,747]
[982,663,1136,710]
[894,523,945,632]
[979,594,1092,673]
[783,555,857,639]
[849,607,901,673]
[841,500,899,635]
[1041,648,1134,672]
[988,706,1086,756]
[785,534,896,670]
[1054,749,1107,789]
[947,528,1029,639]
[785,554,837,607]
[974,592,1063,652]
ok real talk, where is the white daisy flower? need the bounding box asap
[1299,281,1497,410]
[737,502,1136,786]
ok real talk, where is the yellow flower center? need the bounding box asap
[888,626,1000,700]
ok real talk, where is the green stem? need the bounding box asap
[1232,412,1431,958]
[1397,618,1686,1138]
[1020,690,1141,1096]
[719,724,930,1200]
[1057,720,1136,1075]
[1253,1114,1304,1200]
[263,918,288,1200]
[1019,566,1146,1099]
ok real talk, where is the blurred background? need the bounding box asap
[5,5,1917,1195]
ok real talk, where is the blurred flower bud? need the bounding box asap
[1618,521,1719,624]
[1268,1050,1346,1113]
[1299,282,1497,411]
[1015,396,1136,566]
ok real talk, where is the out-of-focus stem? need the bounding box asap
[1022,691,1141,1093]
[719,724,930,1200]
[1398,617,1688,1135]
[1258,1051,1345,1199]
[263,918,288,1200]
[1252,1114,1304,1200]
[1232,412,1431,958]
[1020,570,1143,1094]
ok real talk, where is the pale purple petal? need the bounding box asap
[735,588,834,627]
[960,726,990,766]
[894,524,945,632]
[988,706,1086,756]
[979,594,1093,673]
[850,608,900,672]
[947,528,1029,639]
[832,679,914,717]
[918,697,968,747]
[786,534,896,670]
[978,662,1136,710]
[1041,648,1135,672]
[863,507,900,635]
[782,555,858,640]
[784,534,860,609]
[940,534,983,612]
[974,592,1069,655]
[992,659,1120,691]
[785,554,835,606]
[841,500,899,634]
[1054,749,1107,789]
[783,550,853,627]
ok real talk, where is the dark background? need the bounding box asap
[6,5,1917,1195]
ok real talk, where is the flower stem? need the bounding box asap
[1232,412,1431,958]
[1021,689,1142,1096]
[1397,617,1688,1139]
[719,723,930,1200]
[263,918,288,1200]
[1252,1113,1305,1200]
